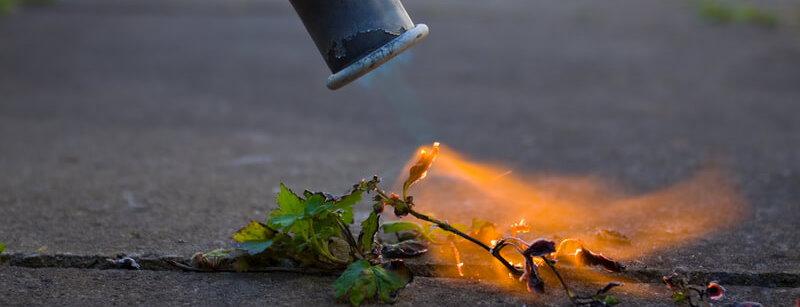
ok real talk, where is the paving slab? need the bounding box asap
[1,266,799,306]
[1,0,799,305]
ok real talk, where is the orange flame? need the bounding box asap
[509,218,531,235]
[396,143,748,287]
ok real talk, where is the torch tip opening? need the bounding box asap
[326,24,429,90]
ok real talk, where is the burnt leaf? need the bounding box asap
[334,259,412,306]
[596,282,623,295]
[381,240,429,258]
[357,211,380,255]
[232,221,275,255]
[402,142,440,197]
[520,255,545,293]
[524,239,557,257]
[577,248,625,272]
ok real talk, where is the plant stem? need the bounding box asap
[335,218,364,259]
[407,208,523,276]
[541,256,577,305]
[373,186,522,276]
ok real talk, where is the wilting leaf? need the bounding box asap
[232,221,275,254]
[381,240,429,258]
[520,255,544,293]
[269,183,305,230]
[334,259,412,306]
[597,282,623,295]
[358,211,380,255]
[523,239,556,257]
[577,248,625,272]
[402,142,440,196]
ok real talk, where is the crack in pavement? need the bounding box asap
[2,253,798,288]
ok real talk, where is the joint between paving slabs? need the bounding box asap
[1,253,798,288]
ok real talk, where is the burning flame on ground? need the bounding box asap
[394,144,748,292]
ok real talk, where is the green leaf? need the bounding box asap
[304,193,330,216]
[0,242,5,253]
[334,260,412,306]
[239,241,273,255]
[602,295,620,306]
[672,291,687,303]
[381,221,424,234]
[333,189,363,224]
[268,183,305,230]
[358,211,380,254]
[232,221,275,254]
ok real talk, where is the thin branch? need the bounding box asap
[408,208,524,276]
[541,256,577,305]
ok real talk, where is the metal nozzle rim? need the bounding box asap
[326,24,429,90]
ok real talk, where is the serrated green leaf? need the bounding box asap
[334,260,411,306]
[358,211,380,254]
[303,193,329,216]
[269,183,305,230]
[333,189,363,224]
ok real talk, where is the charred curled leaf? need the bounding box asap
[520,255,545,293]
[524,239,557,257]
[577,248,625,272]
[597,282,623,295]
[381,240,429,258]
[334,259,413,306]
[402,142,440,197]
